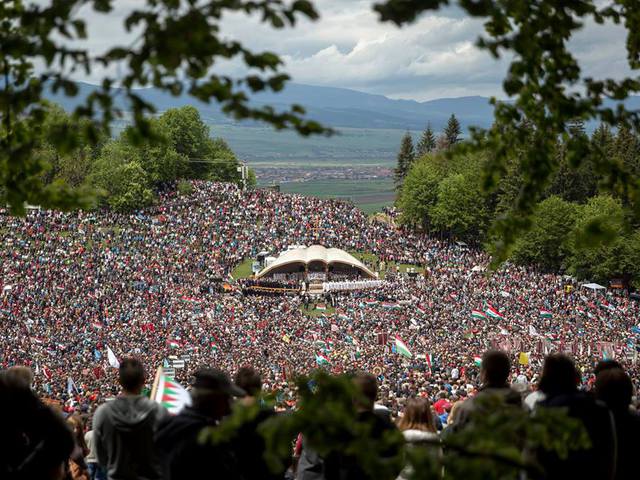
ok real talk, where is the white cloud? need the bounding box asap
[33,0,633,101]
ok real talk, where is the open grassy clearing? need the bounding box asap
[301,304,336,317]
[280,179,395,214]
[359,202,392,214]
[231,258,254,279]
[350,251,424,278]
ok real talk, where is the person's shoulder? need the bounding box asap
[92,401,112,424]
[365,409,396,431]
[134,395,168,417]
[504,387,523,405]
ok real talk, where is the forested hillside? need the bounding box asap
[32,103,250,212]
[396,122,640,287]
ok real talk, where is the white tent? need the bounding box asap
[256,245,376,279]
[581,283,606,291]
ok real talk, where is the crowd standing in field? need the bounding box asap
[1,181,638,410]
[1,181,640,479]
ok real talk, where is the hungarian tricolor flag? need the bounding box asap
[539,309,553,319]
[484,303,504,319]
[152,367,191,415]
[394,336,412,358]
[168,339,180,349]
[181,296,201,303]
[381,302,400,310]
[471,310,486,320]
[316,304,327,311]
[364,299,378,306]
[473,356,482,366]
[315,353,331,366]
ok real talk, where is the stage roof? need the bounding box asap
[256,245,376,279]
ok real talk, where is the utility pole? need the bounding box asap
[236,163,249,190]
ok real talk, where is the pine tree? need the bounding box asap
[443,114,462,147]
[591,124,613,150]
[416,124,436,157]
[394,132,415,190]
[614,124,640,177]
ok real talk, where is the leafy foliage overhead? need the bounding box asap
[376,0,640,266]
[0,0,328,214]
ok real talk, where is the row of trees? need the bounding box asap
[394,114,461,189]
[35,104,252,211]
[397,123,640,287]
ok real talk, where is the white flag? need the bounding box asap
[106,346,120,369]
[529,325,539,336]
[67,376,77,395]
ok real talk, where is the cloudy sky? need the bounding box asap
[67,0,632,101]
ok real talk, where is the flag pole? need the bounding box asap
[150,366,162,401]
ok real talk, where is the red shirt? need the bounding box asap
[433,398,451,415]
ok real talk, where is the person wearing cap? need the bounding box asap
[155,367,246,480]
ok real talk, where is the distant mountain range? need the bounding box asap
[46,81,640,135]
[46,81,499,131]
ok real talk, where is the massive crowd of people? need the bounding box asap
[1,181,637,411]
[1,180,640,478]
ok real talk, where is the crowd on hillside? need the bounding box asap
[2,180,640,478]
[1,181,639,413]
[1,182,638,406]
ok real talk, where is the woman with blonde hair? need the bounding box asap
[396,398,440,480]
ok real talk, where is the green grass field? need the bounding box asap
[231,258,254,279]
[350,251,424,278]
[301,304,336,317]
[280,178,395,214]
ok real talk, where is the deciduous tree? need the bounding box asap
[375,0,640,265]
[509,196,578,272]
[0,0,325,214]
